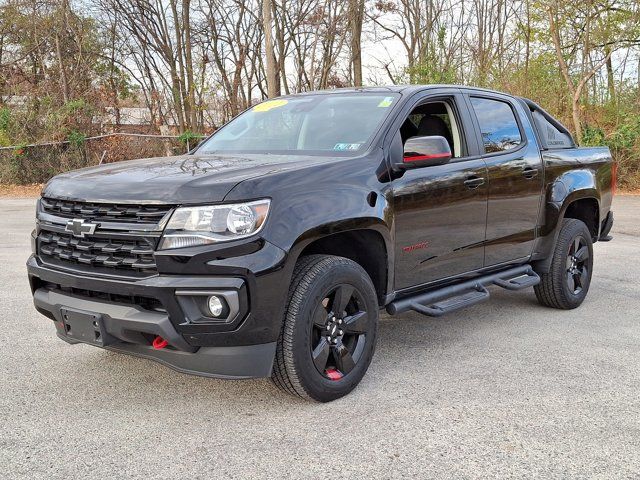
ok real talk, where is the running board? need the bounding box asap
[387,265,540,318]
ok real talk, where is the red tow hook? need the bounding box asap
[152,336,168,350]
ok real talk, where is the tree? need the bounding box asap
[263,0,278,97]
[545,0,640,143]
[349,0,364,86]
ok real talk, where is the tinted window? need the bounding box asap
[198,93,399,154]
[531,109,574,149]
[400,101,461,157]
[470,97,522,153]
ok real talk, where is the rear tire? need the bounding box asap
[271,255,379,402]
[535,218,594,309]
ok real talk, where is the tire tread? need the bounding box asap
[271,254,376,401]
[534,218,592,310]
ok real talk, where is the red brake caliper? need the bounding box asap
[325,368,343,381]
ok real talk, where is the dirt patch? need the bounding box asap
[0,184,44,198]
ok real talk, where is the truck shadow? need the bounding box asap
[65,288,544,409]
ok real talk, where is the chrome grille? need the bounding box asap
[40,197,172,224]
[38,229,158,276]
[36,198,173,278]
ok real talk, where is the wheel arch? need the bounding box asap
[562,196,600,239]
[547,168,601,236]
[288,222,392,306]
[533,186,600,273]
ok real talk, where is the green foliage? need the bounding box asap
[608,116,640,150]
[407,62,458,85]
[581,113,640,189]
[95,61,135,101]
[407,26,458,85]
[0,108,11,147]
[0,108,10,131]
[67,131,87,148]
[581,125,606,147]
[57,99,94,126]
[0,131,10,148]
[178,130,203,149]
[499,53,567,110]
[61,99,89,115]
[44,100,95,143]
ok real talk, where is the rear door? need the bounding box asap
[389,89,488,290]
[465,93,544,266]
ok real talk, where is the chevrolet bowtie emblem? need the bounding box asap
[65,218,97,238]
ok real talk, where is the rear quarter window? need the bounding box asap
[531,110,574,149]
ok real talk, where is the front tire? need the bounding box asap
[535,218,594,309]
[272,255,379,402]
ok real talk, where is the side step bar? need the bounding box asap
[387,265,540,318]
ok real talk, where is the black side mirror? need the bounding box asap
[401,135,452,169]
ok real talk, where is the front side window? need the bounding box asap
[197,93,400,155]
[399,100,462,158]
[470,97,522,153]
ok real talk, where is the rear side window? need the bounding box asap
[470,97,522,153]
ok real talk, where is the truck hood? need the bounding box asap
[42,153,330,204]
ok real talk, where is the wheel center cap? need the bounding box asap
[325,315,344,343]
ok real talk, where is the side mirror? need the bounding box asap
[401,135,452,169]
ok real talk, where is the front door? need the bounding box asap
[390,94,488,290]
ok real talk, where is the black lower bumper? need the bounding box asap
[32,285,276,379]
[26,249,292,379]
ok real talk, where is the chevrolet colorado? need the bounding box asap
[27,86,615,402]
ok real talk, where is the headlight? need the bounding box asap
[159,199,270,250]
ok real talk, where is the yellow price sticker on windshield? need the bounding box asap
[378,97,394,108]
[253,99,288,112]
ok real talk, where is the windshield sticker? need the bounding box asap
[377,96,394,108]
[334,143,362,151]
[253,99,288,112]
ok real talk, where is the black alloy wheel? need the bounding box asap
[535,218,594,309]
[272,255,379,402]
[310,284,370,381]
[566,235,590,295]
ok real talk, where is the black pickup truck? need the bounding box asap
[27,85,615,402]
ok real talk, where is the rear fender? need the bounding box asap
[532,169,600,272]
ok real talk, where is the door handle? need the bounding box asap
[522,167,539,179]
[464,176,485,189]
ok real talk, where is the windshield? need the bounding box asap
[197,93,399,154]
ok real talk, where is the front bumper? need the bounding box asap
[34,287,275,378]
[27,237,291,379]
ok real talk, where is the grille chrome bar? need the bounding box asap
[41,197,173,225]
[39,230,157,273]
[37,216,163,236]
[36,198,174,278]
[37,210,170,233]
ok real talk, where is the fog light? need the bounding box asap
[207,296,224,317]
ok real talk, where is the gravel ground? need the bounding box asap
[1,196,639,479]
